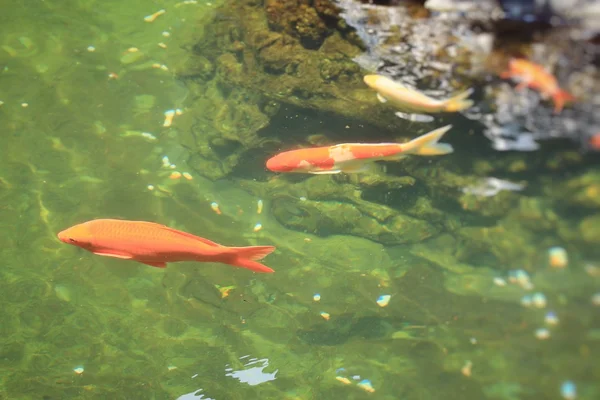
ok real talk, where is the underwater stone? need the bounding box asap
[318,56,361,82]
[173,54,214,81]
[216,53,243,78]
[459,190,518,217]
[457,223,538,270]
[175,76,272,180]
[161,317,188,337]
[180,0,401,130]
[245,175,440,245]
[120,50,145,65]
[262,100,281,116]
[265,0,332,49]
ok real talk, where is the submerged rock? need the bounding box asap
[178,0,408,131]
[265,0,334,49]
[240,173,443,245]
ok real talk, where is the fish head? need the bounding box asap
[363,74,380,89]
[58,223,94,250]
[266,151,315,173]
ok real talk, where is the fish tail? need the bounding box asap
[401,125,454,156]
[443,88,474,112]
[552,89,576,114]
[225,246,276,273]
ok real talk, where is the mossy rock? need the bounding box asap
[240,174,442,245]
[178,0,401,129]
[176,80,273,180]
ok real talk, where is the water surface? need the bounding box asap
[1,1,598,399]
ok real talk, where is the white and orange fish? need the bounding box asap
[266,125,453,174]
[58,219,275,273]
[500,58,576,114]
[363,74,473,113]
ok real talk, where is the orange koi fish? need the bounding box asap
[590,132,600,151]
[500,58,576,114]
[266,125,453,174]
[58,219,275,273]
[364,74,473,113]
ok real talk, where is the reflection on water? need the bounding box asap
[463,177,526,197]
[225,355,278,386]
[175,354,277,399]
[338,0,599,151]
[176,388,215,400]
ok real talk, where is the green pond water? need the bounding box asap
[1,1,599,399]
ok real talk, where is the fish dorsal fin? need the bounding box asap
[158,224,222,247]
[342,161,380,174]
[128,221,222,247]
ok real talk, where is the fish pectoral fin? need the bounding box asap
[309,169,342,174]
[340,161,375,173]
[376,93,388,103]
[92,251,133,259]
[395,111,434,122]
[140,260,167,268]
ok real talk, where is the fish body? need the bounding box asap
[58,219,275,273]
[590,132,600,150]
[363,74,473,113]
[500,58,575,113]
[266,125,454,174]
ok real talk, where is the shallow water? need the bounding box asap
[1,1,599,399]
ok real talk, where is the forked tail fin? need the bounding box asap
[443,88,474,112]
[227,246,276,273]
[401,125,454,156]
[552,89,576,114]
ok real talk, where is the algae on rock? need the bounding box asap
[240,174,442,245]
[178,0,401,130]
[174,79,273,180]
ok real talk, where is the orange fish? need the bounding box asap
[58,219,275,273]
[590,133,600,151]
[500,58,575,114]
[266,125,453,174]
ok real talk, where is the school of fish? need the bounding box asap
[59,59,575,275]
